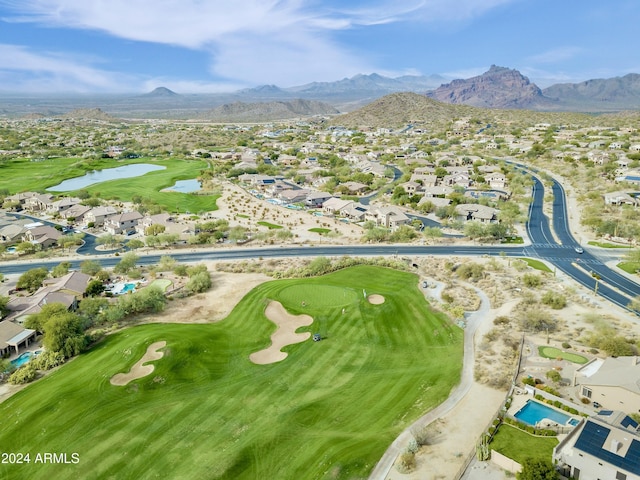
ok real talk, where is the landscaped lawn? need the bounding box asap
[521,258,553,273]
[257,221,283,229]
[618,262,640,275]
[308,228,332,235]
[538,346,588,364]
[0,266,463,480]
[148,279,172,292]
[490,424,559,464]
[0,157,217,214]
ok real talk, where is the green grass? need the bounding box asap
[538,346,588,364]
[0,266,463,480]
[618,262,640,274]
[148,279,172,292]
[236,214,249,219]
[588,241,632,249]
[521,258,553,273]
[490,424,558,464]
[308,228,332,235]
[257,221,283,229]
[501,236,524,244]
[0,157,217,214]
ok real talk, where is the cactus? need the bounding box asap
[476,433,490,461]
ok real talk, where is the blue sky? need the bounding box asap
[0,0,638,93]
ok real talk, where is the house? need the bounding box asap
[0,321,37,357]
[339,181,368,195]
[341,203,369,222]
[60,203,92,223]
[278,189,310,204]
[399,181,421,195]
[322,198,354,215]
[22,225,62,248]
[104,211,143,235]
[553,411,640,480]
[455,204,498,223]
[85,206,118,227]
[24,193,54,212]
[365,205,411,230]
[573,356,640,413]
[4,192,37,209]
[410,174,438,187]
[305,191,333,208]
[422,186,454,198]
[0,223,28,244]
[486,172,507,189]
[603,191,639,207]
[5,271,90,324]
[46,197,80,214]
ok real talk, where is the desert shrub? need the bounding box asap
[541,291,567,309]
[396,452,416,473]
[546,370,562,383]
[522,273,542,288]
[8,364,37,384]
[561,342,571,349]
[581,397,591,404]
[441,291,454,304]
[494,316,511,326]
[31,350,66,370]
[522,377,536,386]
[456,262,485,281]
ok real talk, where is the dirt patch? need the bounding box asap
[134,270,271,324]
[249,301,313,365]
[368,294,385,305]
[110,341,167,386]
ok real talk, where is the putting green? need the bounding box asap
[276,284,360,308]
[538,346,588,364]
[0,266,463,480]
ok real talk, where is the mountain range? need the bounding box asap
[2,68,640,120]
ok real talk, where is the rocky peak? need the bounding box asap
[427,65,548,109]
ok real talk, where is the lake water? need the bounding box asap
[161,179,201,193]
[47,164,166,191]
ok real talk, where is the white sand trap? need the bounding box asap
[110,341,167,386]
[250,301,313,365]
[367,294,385,305]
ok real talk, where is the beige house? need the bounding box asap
[365,205,411,230]
[455,204,498,223]
[322,198,354,215]
[573,356,640,413]
[85,206,118,227]
[0,321,36,356]
[553,411,640,480]
[22,225,62,248]
[104,211,143,235]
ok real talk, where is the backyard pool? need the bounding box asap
[112,282,137,295]
[10,352,33,368]
[514,399,579,427]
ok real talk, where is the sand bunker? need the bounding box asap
[110,341,167,386]
[367,294,385,305]
[250,301,313,365]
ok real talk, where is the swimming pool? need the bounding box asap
[112,282,136,294]
[514,400,579,427]
[10,352,33,368]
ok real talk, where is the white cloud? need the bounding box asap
[0,44,134,92]
[526,47,583,65]
[0,0,520,89]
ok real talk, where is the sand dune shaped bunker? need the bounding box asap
[250,301,313,365]
[110,341,167,386]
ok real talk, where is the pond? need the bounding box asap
[161,179,201,193]
[46,164,166,191]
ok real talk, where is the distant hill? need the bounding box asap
[60,108,119,122]
[142,87,179,97]
[333,92,478,128]
[197,99,339,122]
[333,92,594,128]
[543,73,640,110]
[427,65,552,109]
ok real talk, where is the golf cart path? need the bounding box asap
[369,284,491,479]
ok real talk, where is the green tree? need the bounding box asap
[43,312,86,358]
[0,295,8,319]
[126,239,145,250]
[113,252,139,275]
[545,370,562,383]
[517,458,558,480]
[25,302,69,332]
[80,260,103,276]
[145,224,166,236]
[17,267,49,293]
[541,291,567,309]
[51,261,72,278]
[85,279,106,297]
[185,271,212,294]
[15,241,37,255]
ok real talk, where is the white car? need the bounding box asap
[574,246,584,254]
